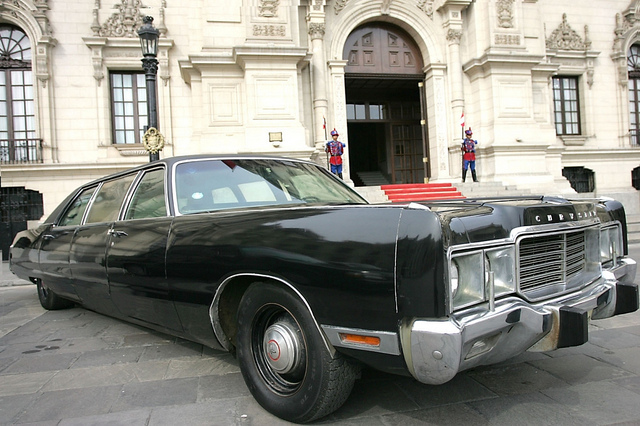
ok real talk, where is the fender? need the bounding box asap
[209,272,336,357]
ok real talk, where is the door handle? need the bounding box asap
[107,229,128,238]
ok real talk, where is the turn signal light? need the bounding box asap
[339,333,380,347]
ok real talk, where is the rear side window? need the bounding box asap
[124,168,167,220]
[85,174,136,224]
[58,186,97,227]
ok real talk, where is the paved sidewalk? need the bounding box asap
[0,261,31,287]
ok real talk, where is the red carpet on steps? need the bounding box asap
[380,183,465,202]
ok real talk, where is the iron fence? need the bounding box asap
[0,138,43,163]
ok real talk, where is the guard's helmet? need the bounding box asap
[330,129,339,136]
[465,129,473,136]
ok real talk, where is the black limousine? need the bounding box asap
[10,155,639,423]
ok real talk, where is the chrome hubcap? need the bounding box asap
[263,321,300,374]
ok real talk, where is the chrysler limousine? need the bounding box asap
[10,155,639,423]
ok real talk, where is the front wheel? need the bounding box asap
[236,282,359,423]
[36,280,74,310]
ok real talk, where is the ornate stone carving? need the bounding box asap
[417,0,434,19]
[334,0,349,15]
[86,1,170,85]
[497,0,514,29]
[95,0,145,38]
[612,1,640,87]
[91,0,167,38]
[258,0,279,18]
[308,23,325,40]
[446,29,462,44]
[253,24,286,37]
[546,14,591,50]
[381,0,392,15]
[495,34,520,45]
[312,0,324,11]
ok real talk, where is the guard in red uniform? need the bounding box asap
[461,128,478,182]
[325,129,345,179]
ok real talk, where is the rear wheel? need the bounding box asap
[236,282,359,423]
[36,280,74,310]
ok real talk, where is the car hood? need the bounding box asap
[416,196,607,247]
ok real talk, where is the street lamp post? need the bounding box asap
[137,16,162,162]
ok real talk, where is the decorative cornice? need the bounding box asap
[0,0,57,87]
[0,0,53,37]
[546,13,591,51]
[612,1,640,86]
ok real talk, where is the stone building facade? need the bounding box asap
[2,0,640,221]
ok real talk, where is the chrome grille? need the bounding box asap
[518,230,586,293]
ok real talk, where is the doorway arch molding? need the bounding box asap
[327,1,444,66]
[325,0,452,181]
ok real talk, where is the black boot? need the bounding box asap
[462,169,467,182]
[472,170,478,182]
[338,172,343,179]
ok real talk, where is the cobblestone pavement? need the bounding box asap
[1,249,640,425]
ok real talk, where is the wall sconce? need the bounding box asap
[269,132,283,147]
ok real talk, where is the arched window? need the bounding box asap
[0,25,37,162]
[628,44,640,146]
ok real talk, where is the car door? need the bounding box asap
[106,167,182,331]
[69,173,137,314]
[37,186,97,301]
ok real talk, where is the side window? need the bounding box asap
[124,168,167,220]
[58,186,97,227]
[85,174,136,224]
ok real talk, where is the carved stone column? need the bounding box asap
[446,28,464,133]
[328,60,351,183]
[308,20,329,147]
[438,1,472,143]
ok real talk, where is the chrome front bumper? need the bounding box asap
[403,257,638,386]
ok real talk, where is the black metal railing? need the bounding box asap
[0,138,43,163]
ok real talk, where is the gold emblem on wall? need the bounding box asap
[142,127,165,154]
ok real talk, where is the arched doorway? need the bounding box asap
[343,23,425,185]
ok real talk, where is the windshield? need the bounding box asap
[174,158,368,214]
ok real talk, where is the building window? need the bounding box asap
[633,166,640,190]
[562,166,595,193]
[553,77,581,135]
[110,72,148,144]
[0,25,37,162]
